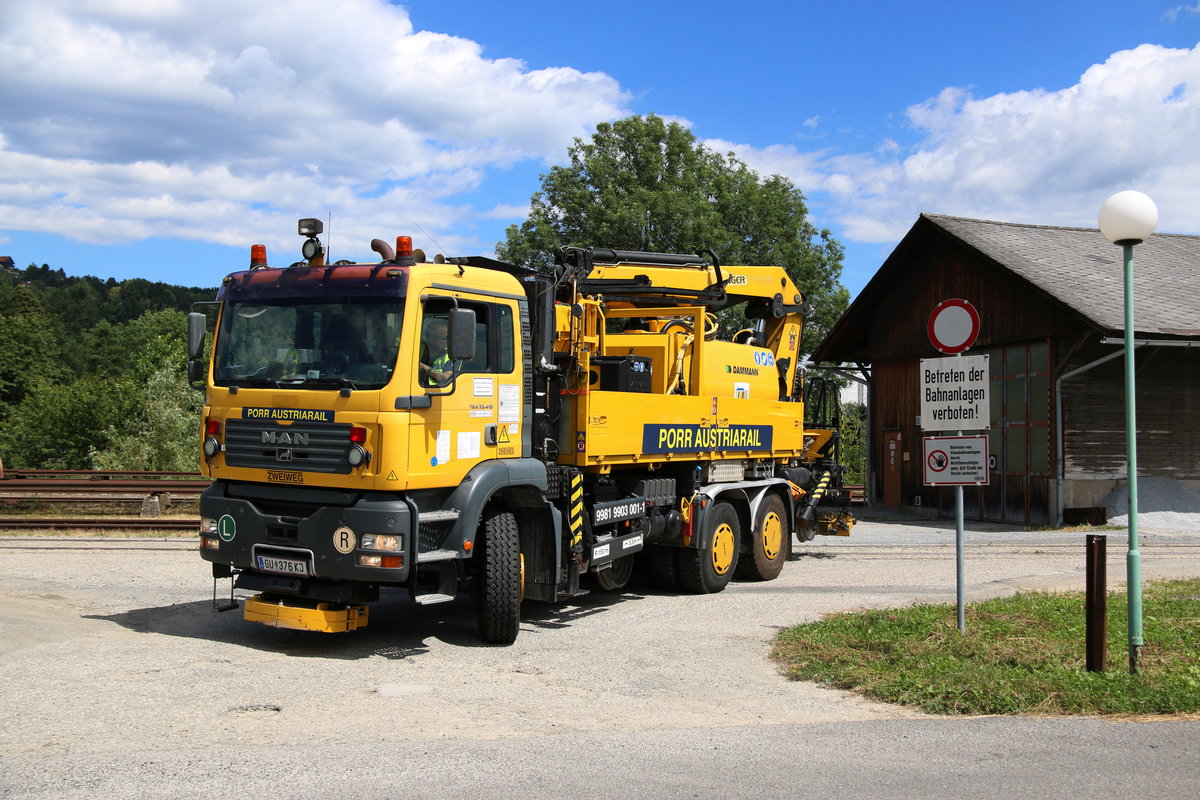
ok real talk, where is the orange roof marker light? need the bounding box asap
[395,235,417,266]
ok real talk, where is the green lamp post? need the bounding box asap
[1098,189,1158,674]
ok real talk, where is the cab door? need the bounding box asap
[406,293,522,491]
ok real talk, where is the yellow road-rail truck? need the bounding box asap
[190,219,853,643]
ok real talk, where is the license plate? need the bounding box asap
[256,555,310,576]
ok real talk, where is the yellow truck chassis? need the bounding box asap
[190,226,854,643]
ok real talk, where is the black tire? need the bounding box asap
[592,554,635,591]
[736,493,789,581]
[678,501,741,594]
[647,545,681,590]
[477,509,521,644]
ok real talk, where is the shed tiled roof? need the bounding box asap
[924,214,1200,336]
[813,213,1200,364]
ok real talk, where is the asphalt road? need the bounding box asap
[2,517,1198,799]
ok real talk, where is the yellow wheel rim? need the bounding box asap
[761,511,783,561]
[711,522,735,575]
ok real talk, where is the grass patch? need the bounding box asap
[772,578,1200,716]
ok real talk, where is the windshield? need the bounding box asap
[213,298,404,390]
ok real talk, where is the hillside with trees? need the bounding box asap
[0,262,214,471]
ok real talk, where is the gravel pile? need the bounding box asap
[1102,477,1200,530]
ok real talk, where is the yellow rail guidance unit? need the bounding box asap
[191,220,854,644]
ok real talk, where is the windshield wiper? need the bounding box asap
[234,377,282,388]
[304,376,360,391]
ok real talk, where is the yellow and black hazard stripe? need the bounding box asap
[568,471,584,553]
[809,470,832,505]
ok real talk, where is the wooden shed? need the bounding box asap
[814,214,1200,526]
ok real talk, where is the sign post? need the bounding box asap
[921,299,989,633]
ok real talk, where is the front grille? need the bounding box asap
[225,419,354,474]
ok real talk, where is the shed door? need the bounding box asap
[985,342,1051,525]
[883,430,902,507]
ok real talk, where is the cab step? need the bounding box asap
[413,593,455,605]
[418,509,461,523]
[417,549,459,563]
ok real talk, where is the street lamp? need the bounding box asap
[1098,190,1158,674]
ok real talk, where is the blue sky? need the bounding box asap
[1,1,1198,297]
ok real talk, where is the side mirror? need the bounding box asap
[187,312,207,360]
[447,307,476,362]
[187,311,208,390]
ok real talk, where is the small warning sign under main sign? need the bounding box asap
[922,435,989,486]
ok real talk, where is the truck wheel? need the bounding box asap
[736,493,788,581]
[478,509,521,644]
[647,546,681,590]
[678,501,740,594]
[593,554,635,591]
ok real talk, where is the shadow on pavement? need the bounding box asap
[85,581,650,659]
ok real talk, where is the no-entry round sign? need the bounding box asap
[928,299,980,354]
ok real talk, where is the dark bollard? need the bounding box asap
[1085,534,1107,673]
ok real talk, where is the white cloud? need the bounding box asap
[478,204,530,220]
[712,43,1200,244]
[1163,3,1200,23]
[0,0,629,251]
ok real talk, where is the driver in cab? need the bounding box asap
[420,318,455,386]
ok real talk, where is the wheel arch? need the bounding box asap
[442,459,550,553]
[693,480,793,551]
[692,488,747,552]
[745,483,796,546]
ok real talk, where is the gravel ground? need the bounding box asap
[1103,476,1200,530]
[2,517,1198,798]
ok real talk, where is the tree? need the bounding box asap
[838,401,868,486]
[84,309,188,382]
[497,114,849,351]
[0,282,67,418]
[1,376,138,469]
[91,366,202,472]
[0,265,212,470]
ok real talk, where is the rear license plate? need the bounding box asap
[256,555,310,576]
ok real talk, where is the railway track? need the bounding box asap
[0,471,209,496]
[0,470,209,529]
[0,469,205,479]
[0,517,200,531]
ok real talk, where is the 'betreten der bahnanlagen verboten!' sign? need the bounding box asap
[919,354,990,432]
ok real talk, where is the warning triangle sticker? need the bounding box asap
[387,471,399,481]
[497,426,510,444]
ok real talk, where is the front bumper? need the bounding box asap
[199,481,414,591]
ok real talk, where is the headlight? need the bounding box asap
[361,534,401,551]
[347,445,368,467]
